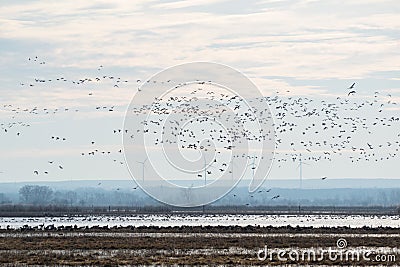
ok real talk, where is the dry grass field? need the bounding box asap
[0,226,399,266]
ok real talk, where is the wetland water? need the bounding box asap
[1,214,399,229]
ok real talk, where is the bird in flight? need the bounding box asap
[321,176,327,180]
[348,90,356,96]
[348,82,356,89]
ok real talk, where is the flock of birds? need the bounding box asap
[1,57,399,203]
[128,79,399,180]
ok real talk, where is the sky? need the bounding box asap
[0,0,399,185]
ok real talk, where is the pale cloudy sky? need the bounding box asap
[0,0,399,183]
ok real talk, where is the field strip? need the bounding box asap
[0,247,398,255]
[1,232,400,238]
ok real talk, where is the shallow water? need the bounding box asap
[0,214,399,229]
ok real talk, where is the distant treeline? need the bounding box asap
[1,185,157,206]
[0,184,400,207]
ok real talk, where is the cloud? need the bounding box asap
[1,0,399,181]
[1,0,399,81]
[151,0,227,10]
[1,0,399,112]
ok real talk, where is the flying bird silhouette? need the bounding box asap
[348,82,356,89]
[348,90,356,96]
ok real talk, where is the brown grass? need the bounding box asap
[0,226,399,266]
